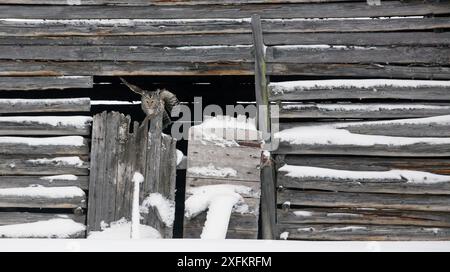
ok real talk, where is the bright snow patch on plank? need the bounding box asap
[0,186,85,198]
[0,116,92,127]
[188,163,237,178]
[176,149,184,166]
[90,100,141,105]
[140,193,175,228]
[281,103,450,111]
[269,79,450,95]
[88,218,161,240]
[0,98,89,105]
[280,232,289,240]
[27,156,85,167]
[0,219,85,238]
[0,136,85,146]
[131,172,144,239]
[278,164,450,184]
[40,175,78,182]
[293,211,313,217]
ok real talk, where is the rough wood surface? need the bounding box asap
[0,212,85,226]
[0,117,91,136]
[277,208,450,227]
[260,153,276,239]
[0,0,365,5]
[0,195,86,209]
[0,176,88,190]
[0,138,89,155]
[277,224,450,241]
[0,156,89,176]
[0,76,93,90]
[0,98,91,114]
[278,190,450,212]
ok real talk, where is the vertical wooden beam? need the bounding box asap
[260,152,277,240]
[251,14,270,139]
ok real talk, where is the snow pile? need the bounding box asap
[176,149,184,166]
[275,122,450,147]
[0,219,85,238]
[87,218,161,240]
[0,116,92,128]
[190,115,258,145]
[40,175,78,182]
[269,79,450,95]
[279,164,450,184]
[140,193,175,228]
[326,226,367,232]
[27,156,85,167]
[185,184,255,239]
[188,163,237,178]
[0,136,85,146]
[293,211,313,217]
[0,185,85,198]
[280,232,289,240]
[341,115,450,128]
[131,172,144,239]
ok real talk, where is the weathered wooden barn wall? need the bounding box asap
[0,0,448,78]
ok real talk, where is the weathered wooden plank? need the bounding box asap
[278,190,450,212]
[186,143,261,182]
[277,208,450,227]
[278,173,450,195]
[114,114,131,221]
[0,0,362,5]
[269,82,450,101]
[186,178,261,193]
[267,46,450,65]
[279,117,450,138]
[0,176,89,190]
[277,155,450,175]
[88,112,107,232]
[0,76,92,90]
[0,98,91,114]
[0,212,85,226]
[184,227,257,239]
[1,32,449,47]
[0,156,89,176]
[277,224,450,241]
[0,195,86,209]
[260,152,276,239]
[277,103,450,119]
[0,2,447,19]
[186,212,258,232]
[0,60,449,79]
[0,136,89,155]
[0,116,92,136]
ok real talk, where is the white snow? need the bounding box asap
[340,115,450,128]
[176,149,184,166]
[140,193,175,228]
[199,115,257,131]
[0,219,85,238]
[201,194,241,239]
[327,213,363,218]
[269,79,450,95]
[327,226,367,232]
[131,172,144,239]
[91,100,141,105]
[88,218,161,240]
[280,232,289,240]
[0,186,85,198]
[188,163,237,178]
[293,211,313,217]
[40,175,78,182]
[0,116,92,127]
[0,136,85,146]
[273,45,376,50]
[27,156,85,167]
[278,164,450,184]
[281,103,450,111]
[263,16,424,22]
[176,45,252,50]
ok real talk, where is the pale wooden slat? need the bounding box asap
[0,156,89,176]
[0,76,92,90]
[0,212,85,226]
[0,116,91,136]
[0,176,89,190]
[0,195,86,209]
[0,137,89,155]
[0,98,91,114]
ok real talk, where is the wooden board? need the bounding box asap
[0,195,86,209]
[0,76,93,90]
[0,176,88,190]
[0,98,91,114]
[0,116,91,136]
[0,138,89,155]
[0,212,85,226]
[0,156,89,176]
[278,190,450,212]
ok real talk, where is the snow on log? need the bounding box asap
[87,218,161,240]
[0,186,85,198]
[0,116,92,136]
[187,163,237,178]
[131,172,144,239]
[0,136,89,155]
[140,193,175,228]
[0,98,90,113]
[0,218,86,238]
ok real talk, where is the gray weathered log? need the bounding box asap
[0,156,89,176]
[0,176,88,190]
[0,195,86,209]
[277,224,450,241]
[278,190,450,212]
[0,212,85,226]
[0,138,89,155]
[0,117,91,136]
[260,153,276,239]
[0,76,92,90]
[0,0,365,5]
[0,98,91,114]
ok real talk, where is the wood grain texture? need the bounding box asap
[0,156,89,176]
[0,117,91,136]
[0,176,88,190]
[0,98,91,114]
[0,76,93,90]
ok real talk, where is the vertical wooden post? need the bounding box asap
[260,152,277,240]
[251,14,270,140]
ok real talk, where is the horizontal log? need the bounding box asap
[277,224,450,241]
[279,116,450,137]
[185,211,258,232]
[278,173,450,195]
[1,18,448,37]
[267,46,450,65]
[0,156,89,176]
[0,76,92,90]
[278,208,450,227]
[277,155,450,175]
[0,0,362,5]
[278,190,450,212]
[0,2,447,19]
[0,195,86,209]
[0,212,85,226]
[0,98,91,114]
[277,103,450,119]
[0,136,89,155]
[183,227,257,239]
[0,45,447,65]
[1,32,449,47]
[187,178,261,195]
[0,176,89,190]
[0,61,449,79]
[0,116,92,136]
[270,81,450,101]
